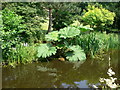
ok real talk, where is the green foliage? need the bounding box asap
[2,2,120,65]
[59,27,80,39]
[37,26,120,61]
[37,26,86,61]
[45,26,81,41]
[2,9,26,35]
[45,31,59,41]
[2,8,27,44]
[3,44,37,66]
[2,3,47,43]
[107,34,120,49]
[72,25,93,32]
[37,44,57,58]
[82,4,115,31]
[29,30,46,44]
[1,8,29,61]
[75,32,120,58]
[52,3,81,30]
[66,45,86,61]
[100,2,120,29]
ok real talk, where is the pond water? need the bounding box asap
[2,50,120,88]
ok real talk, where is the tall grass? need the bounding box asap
[75,32,120,58]
[2,44,37,67]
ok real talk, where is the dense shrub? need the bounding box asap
[1,9,29,60]
[1,8,45,65]
[82,4,115,32]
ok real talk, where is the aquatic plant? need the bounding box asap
[2,44,37,67]
[37,26,86,61]
[37,26,120,61]
[75,32,120,58]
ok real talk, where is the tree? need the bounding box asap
[39,2,82,33]
[52,2,81,31]
[2,2,47,30]
[40,2,54,34]
[81,4,115,32]
[2,8,27,60]
[2,2,48,43]
[2,2,82,33]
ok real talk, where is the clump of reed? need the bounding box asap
[75,32,120,58]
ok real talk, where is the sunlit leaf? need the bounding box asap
[59,27,80,39]
[45,31,59,41]
[66,45,86,61]
[37,43,57,58]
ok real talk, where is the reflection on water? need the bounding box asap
[99,52,119,88]
[2,50,120,88]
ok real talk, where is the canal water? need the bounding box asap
[2,50,120,88]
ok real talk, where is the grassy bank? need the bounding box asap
[2,28,120,67]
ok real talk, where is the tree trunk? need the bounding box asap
[47,8,52,34]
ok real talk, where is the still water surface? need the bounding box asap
[2,50,120,88]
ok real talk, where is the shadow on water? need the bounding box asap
[2,50,120,88]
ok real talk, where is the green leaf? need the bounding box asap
[79,26,93,32]
[59,27,80,39]
[45,31,59,41]
[37,43,57,58]
[66,45,86,61]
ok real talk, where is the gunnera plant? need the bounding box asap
[37,26,87,62]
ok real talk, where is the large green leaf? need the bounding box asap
[59,27,80,39]
[45,31,59,41]
[78,26,93,32]
[73,25,93,32]
[37,44,57,58]
[66,45,86,61]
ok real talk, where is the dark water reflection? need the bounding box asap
[2,50,120,88]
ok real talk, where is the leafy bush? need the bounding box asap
[1,8,29,61]
[29,30,46,44]
[82,4,115,32]
[37,26,86,62]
